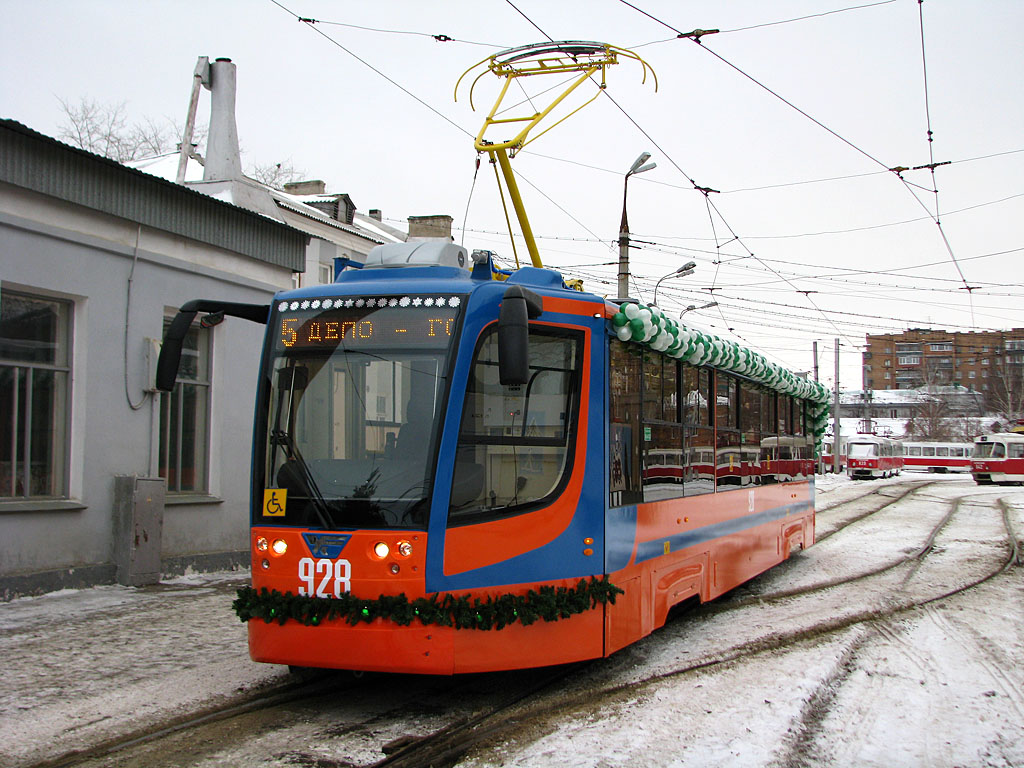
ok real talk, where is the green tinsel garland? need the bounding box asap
[233,575,624,631]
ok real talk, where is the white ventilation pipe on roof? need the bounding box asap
[204,58,242,182]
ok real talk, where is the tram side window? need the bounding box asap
[448,327,582,524]
[1009,443,1024,459]
[609,340,643,506]
[740,383,762,487]
[641,351,684,502]
[683,365,714,497]
[715,373,742,489]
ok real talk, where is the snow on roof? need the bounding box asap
[125,151,204,182]
[840,389,936,405]
[128,152,404,246]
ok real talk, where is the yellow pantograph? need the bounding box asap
[456,42,656,270]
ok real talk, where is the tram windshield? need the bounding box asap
[972,442,1005,459]
[257,295,463,529]
[847,442,877,458]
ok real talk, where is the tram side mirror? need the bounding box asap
[156,305,202,392]
[156,300,270,392]
[497,286,543,386]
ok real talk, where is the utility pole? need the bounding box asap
[813,341,819,382]
[833,339,841,474]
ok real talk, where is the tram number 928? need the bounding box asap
[298,557,351,598]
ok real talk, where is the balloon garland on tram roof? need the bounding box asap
[609,301,832,451]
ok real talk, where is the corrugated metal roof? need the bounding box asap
[0,119,308,271]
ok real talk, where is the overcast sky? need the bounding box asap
[2,0,1022,387]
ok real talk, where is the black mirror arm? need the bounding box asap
[155,300,270,392]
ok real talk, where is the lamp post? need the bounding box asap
[617,152,657,299]
[652,261,696,305]
[680,300,718,317]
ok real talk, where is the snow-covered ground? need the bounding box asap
[1,474,1021,767]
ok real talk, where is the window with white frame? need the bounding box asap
[930,343,952,352]
[0,291,71,499]
[898,356,920,366]
[318,263,333,285]
[159,318,211,494]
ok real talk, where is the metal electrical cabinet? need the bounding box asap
[113,475,165,586]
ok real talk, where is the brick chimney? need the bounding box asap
[407,214,453,240]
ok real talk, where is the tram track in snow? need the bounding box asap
[27,484,1022,768]
[772,493,1024,768]
[416,488,1023,768]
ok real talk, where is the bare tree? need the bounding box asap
[57,97,178,162]
[57,96,301,187]
[248,160,305,189]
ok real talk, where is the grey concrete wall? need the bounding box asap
[1,186,291,597]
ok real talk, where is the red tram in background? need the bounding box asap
[821,436,846,473]
[846,434,903,479]
[901,441,972,473]
[971,433,1024,485]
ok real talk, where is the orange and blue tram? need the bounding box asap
[158,242,830,674]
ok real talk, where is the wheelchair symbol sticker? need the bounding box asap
[263,489,287,517]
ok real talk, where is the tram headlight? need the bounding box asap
[397,540,413,557]
[373,541,390,559]
[256,537,269,552]
[271,539,288,555]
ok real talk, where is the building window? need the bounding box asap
[159,318,211,494]
[898,356,920,366]
[884,372,891,379]
[969,371,976,379]
[0,291,71,499]
[318,263,333,285]
[930,343,952,352]
[1006,341,1024,351]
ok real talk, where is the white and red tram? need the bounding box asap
[970,433,1024,486]
[845,434,904,479]
[902,441,972,473]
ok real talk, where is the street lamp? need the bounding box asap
[653,261,696,305]
[616,152,657,299]
[680,300,718,317]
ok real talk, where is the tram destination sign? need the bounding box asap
[273,294,463,351]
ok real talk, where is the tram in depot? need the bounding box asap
[902,441,972,473]
[157,243,830,674]
[845,434,904,479]
[970,432,1024,485]
[155,40,831,674]
[821,436,846,473]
